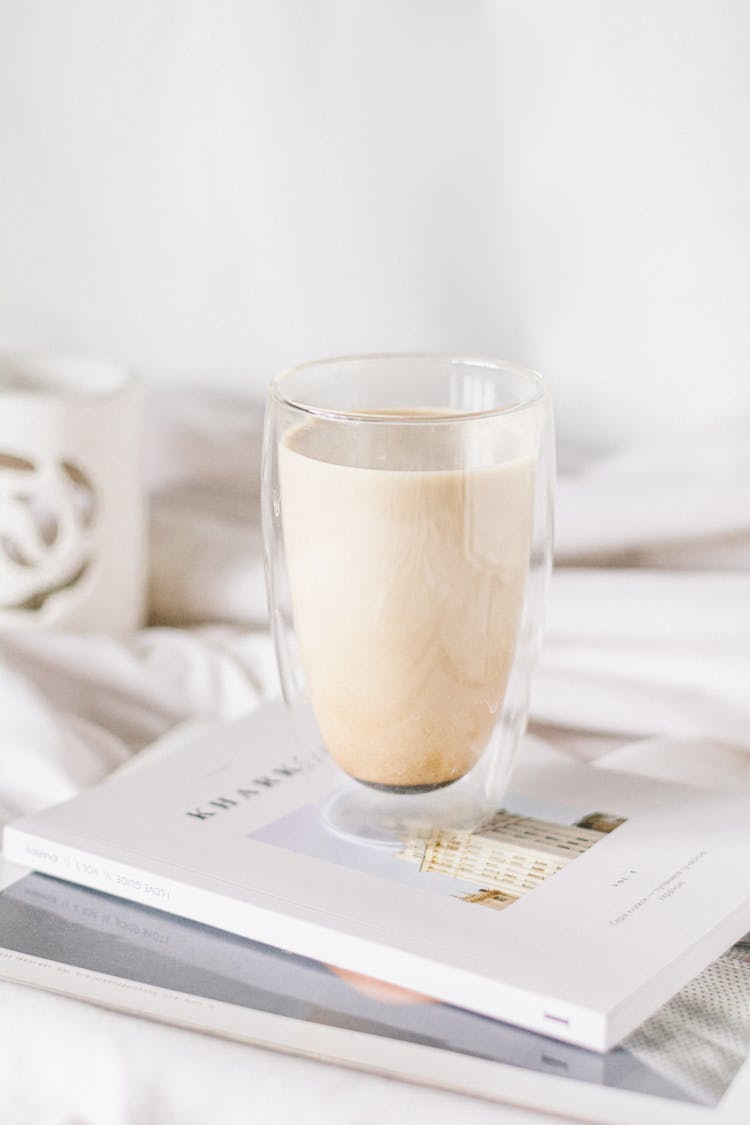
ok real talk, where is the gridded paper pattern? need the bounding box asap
[626,951,750,1105]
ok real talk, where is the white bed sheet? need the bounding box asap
[0,395,749,1125]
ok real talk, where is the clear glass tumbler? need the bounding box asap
[262,355,553,845]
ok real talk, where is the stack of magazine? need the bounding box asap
[4,700,750,1124]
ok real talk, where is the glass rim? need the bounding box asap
[269,352,546,424]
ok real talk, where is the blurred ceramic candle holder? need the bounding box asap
[262,354,554,845]
[0,353,147,630]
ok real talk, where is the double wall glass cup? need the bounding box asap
[262,355,553,845]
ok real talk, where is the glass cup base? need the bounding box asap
[322,781,492,848]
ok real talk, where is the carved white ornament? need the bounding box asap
[0,354,146,630]
[0,452,96,611]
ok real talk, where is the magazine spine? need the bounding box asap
[3,825,192,920]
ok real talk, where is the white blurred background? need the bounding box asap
[2,0,749,454]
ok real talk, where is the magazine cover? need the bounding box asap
[1,859,750,1125]
[6,702,750,1051]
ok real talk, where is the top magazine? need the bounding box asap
[6,701,750,1052]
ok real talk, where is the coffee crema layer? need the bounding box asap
[279,415,536,790]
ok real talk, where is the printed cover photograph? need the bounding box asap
[251,791,628,912]
[1,868,749,1111]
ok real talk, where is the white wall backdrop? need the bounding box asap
[1,1,749,451]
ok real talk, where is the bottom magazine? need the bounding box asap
[1,856,750,1125]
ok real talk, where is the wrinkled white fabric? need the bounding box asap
[535,568,750,751]
[555,408,750,568]
[0,394,749,1125]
